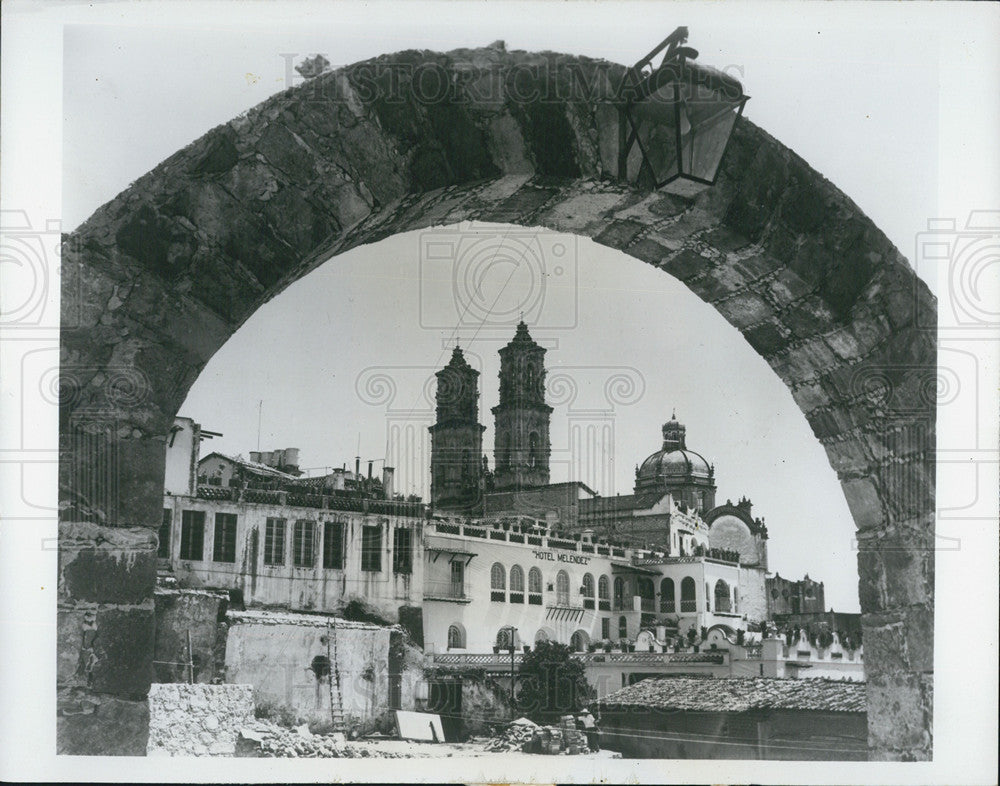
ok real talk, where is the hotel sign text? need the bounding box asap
[532,550,592,566]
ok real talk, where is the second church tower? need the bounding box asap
[491,322,552,491]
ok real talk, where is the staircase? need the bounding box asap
[326,621,347,733]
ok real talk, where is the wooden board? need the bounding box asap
[394,710,445,743]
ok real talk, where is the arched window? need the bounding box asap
[660,578,675,613]
[528,567,543,605]
[534,628,549,644]
[598,575,611,611]
[618,615,628,639]
[637,577,654,612]
[496,627,516,651]
[509,565,525,603]
[491,562,506,602]
[528,432,540,468]
[613,576,625,610]
[733,587,739,613]
[581,573,595,609]
[556,570,570,605]
[714,579,731,613]
[706,582,711,611]
[570,630,590,652]
[680,577,696,613]
[447,624,465,650]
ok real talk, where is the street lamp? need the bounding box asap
[618,26,749,193]
[498,625,519,717]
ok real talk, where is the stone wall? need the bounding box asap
[59,45,936,758]
[57,521,156,755]
[224,610,392,731]
[153,587,229,683]
[147,683,254,756]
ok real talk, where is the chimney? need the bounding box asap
[249,451,261,464]
[283,448,300,471]
[368,460,373,481]
[382,467,395,498]
[355,457,360,478]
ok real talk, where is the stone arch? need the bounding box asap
[59,46,935,759]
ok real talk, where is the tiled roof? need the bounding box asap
[199,452,298,480]
[598,677,866,713]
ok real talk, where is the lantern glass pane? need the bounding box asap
[627,82,681,185]
[680,102,740,182]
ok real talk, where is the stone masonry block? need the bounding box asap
[58,691,150,756]
[60,522,157,605]
[714,291,772,329]
[58,605,155,698]
[840,476,885,532]
[866,672,932,759]
[856,532,933,612]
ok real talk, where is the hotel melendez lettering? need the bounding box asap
[532,550,592,566]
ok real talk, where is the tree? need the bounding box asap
[514,640,594,722]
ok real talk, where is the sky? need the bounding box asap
[56,2,1000,614]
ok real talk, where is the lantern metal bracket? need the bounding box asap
[616,26,749,189]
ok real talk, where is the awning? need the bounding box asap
[426,539,477,564]
[611,562,661,576]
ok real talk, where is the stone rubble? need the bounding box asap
[236,719,404,758]
[484,716,591,755]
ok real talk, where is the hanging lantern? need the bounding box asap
[619,27,749,193]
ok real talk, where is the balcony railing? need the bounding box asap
[193,485,425,517]
[428,650,725,669]
[640,597,655,612]
[423,581,469,601]
[715,597,732,613]
[425,519,634,560]
[679,600,697,613]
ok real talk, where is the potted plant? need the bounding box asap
[603,640,613,654]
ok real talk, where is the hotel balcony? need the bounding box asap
[423,580,471,603]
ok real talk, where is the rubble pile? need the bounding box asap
[236,721,403,758]
[484,716,591,755]
[483,717,540,752]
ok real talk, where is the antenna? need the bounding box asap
[257,400,263,451]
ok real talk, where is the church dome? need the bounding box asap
[634,412,715,495]
[637,447,712,480]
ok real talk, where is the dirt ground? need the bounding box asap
[352,737,622,760]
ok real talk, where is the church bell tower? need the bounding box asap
[491,322,553,491]
[429,346,485,509]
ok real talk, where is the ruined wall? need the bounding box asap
[223,611,391,731]
[153,587,229,683]
[147,683,254,756]
[60,45,936,758]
